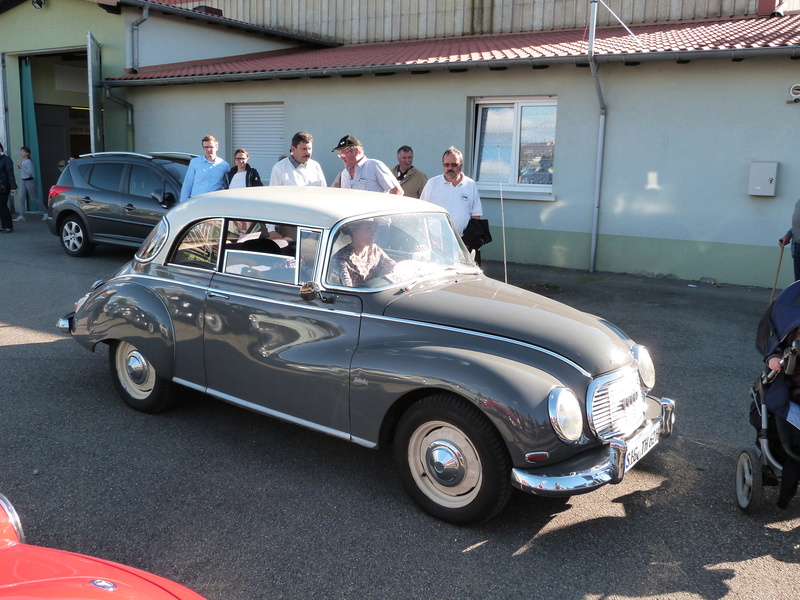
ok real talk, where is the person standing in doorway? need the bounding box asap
[270,131,327,187]
[0,143,18,233]
[180,135,229,202]
[393,145,427,199]
[14,147,47,221]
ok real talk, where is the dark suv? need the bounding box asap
[47,152,195,256]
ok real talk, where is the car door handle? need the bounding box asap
[80,196,92,203]
[122,203,136,212]
[206,291,229,300]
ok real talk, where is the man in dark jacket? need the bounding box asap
[0,142,18,232]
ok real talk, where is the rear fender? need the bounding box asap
[72,281,175,379]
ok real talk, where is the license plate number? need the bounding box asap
[624,420,661,472]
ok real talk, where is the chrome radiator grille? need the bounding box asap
[587,366,646,440]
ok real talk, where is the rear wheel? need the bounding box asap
[735,449,763,514]
[60,215,93,257]
[395,393,512,525]
[109,341,175,413]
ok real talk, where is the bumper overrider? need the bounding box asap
[57,312,75,334]
[511,396,675,497]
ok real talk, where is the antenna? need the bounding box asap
[497,145,508,283]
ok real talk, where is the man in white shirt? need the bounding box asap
[270,131,327,187]
[331,134,403,195]
[420,146,482,236]
[180,135,229,202]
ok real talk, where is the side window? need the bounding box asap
[298,229,321,283]
[169,218,223,269]
[129,165,164,199]
[87,163,125,192]
[222,219,300,284]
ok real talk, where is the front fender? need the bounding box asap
[71,281,175,379]
[350,319,590,466]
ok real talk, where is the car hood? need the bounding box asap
[0,543,204,600]
[383,275,634,376]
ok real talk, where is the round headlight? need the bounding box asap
[632,345,656,391]
[548,387,583,443]
[0,493,25,544]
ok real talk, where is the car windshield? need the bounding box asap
[326,212,478,289]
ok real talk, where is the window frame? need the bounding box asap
[470,96,557,202]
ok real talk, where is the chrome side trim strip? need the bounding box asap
[172,378,378,448]
[364,313,591,377]
[128,272,588,374]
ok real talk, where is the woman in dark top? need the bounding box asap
[222,148,263,189]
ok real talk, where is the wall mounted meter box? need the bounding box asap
[749,162,778,196]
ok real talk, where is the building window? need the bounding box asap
[472,97,556,198]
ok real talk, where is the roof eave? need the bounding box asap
[102,46,800,87]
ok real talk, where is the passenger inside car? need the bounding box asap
[328,219,396,287]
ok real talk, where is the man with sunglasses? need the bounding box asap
[420,146,482,236]
[331,135,402,195]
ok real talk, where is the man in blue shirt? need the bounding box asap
[180,135,230,202]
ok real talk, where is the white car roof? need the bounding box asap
[169,186,447,229]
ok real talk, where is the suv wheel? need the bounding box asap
[60,215,94,257]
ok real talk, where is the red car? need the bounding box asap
[0,493,206,600]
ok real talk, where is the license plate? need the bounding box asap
[624,420,662,472]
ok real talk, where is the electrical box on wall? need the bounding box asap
[748,162,778,196]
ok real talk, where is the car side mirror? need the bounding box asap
[151,189,176,209]
[300,281,321,302]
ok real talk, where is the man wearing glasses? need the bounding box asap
[420,146,482,237]
[180,134,230,202]
[331,135,403,195]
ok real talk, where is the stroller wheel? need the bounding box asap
[736,449,763,514]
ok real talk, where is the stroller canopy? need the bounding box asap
[757,280,800,357]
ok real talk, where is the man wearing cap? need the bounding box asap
[270,131,327,187]
[332,135,403,195]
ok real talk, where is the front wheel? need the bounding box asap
[735,449,763,514]
[60,215,93,257]
[109,341,175,413]
[395,393,512,525]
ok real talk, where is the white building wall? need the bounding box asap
[125,55,800,287]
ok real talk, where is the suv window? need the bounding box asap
[129,165,164,199]
[88,163,125,192]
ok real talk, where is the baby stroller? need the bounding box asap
[736,281,800,513]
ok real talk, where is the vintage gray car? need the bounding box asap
[58,186,675,524]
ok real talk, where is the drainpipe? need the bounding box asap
[588,0,606,273]
[104,87,135,151]
[128,5,150,74]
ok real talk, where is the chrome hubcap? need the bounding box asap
[425,440,465,487]
[125,351,149,385]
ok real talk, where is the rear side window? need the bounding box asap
[87,163,125,192]
[169,218,223,270]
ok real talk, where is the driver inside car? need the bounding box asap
[329,219,396,287]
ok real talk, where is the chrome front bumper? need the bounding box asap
[56,312,74,334]
[511,397,675,497]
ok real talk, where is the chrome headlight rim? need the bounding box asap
[0,493,26,545]
[632,345,656,391]
[548,387,584,444]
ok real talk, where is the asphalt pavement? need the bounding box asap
[1,219,799,599]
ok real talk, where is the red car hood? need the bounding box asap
[0,542,205,600]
